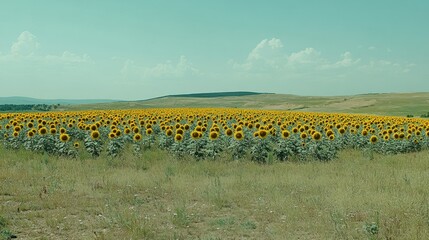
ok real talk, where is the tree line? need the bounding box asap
[0,104,59,112]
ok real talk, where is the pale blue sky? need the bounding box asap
[0,1,428,100]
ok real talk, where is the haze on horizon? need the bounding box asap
[0,1,428,101]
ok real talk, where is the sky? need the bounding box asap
[0,1,428,100]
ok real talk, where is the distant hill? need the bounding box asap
[0,97,119,105]
[144,91,270,101]
[60,92,429,117]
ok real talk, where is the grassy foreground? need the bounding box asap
[1,147,429,239]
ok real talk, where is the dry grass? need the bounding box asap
[1,147,429,239]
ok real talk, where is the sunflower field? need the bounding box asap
[1,108,428,163]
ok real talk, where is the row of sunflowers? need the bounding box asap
[1,108,428,162]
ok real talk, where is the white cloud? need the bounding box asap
[145,55,199,78]
[360,60,414,74]
[11,31,40,56]
[45,51,91,63]
[247,38,283,61]
[231,38,286,71]
[230,38,410,76]
[287,47,322,65]
[0,31,91,64]
[321,52,361,69]
[121,55,200,81]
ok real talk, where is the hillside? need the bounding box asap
[59,92,429,117]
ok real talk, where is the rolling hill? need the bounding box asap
[58,91,429,117]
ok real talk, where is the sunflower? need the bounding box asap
[281,130,290,139]
[90,124,97,131]
[383,135,390,141]
[50,128,57,134]
[176,129,184,135]
[258,130,268,139]
[166,129,173,136]
[115,130,122,137]
[370,135,378,144]
[234,131,244,140]
[60,128,67,134]
[27,130,35,138]
[191,130,200,139]
[124,128,131,134]
[13,131,19,138]
[146,128,153,135]
[109,132,116,139]
[312,131,322,141]
[11,124,20,131]
[27,122,34,128]
[209,131,219,140]
[329,135,335,141]
[38,127,48,135]
[300,132,307,139]
[74,142,80,148]
[393,133,400,140]
[133,127,140,134]
[175,133,183,142]
[253,131,259,138]
[91,130,100,140]
[339,128,346,134]
[59,133,70,142]
[225,128,233,136]
[133,133,142,141]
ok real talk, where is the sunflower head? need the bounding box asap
[74,142,80,148]
[115,130,122,137]
[60,133,70,142]
[166,129,173,136]
[370,135,378,144]
[109,132,116,139]
[133,133,142,141]
[281,130,290,139]
[175,133,183,142]
[133,127,140,134]
[234,131,244,141]
[39,127,48,135]
[312,131,322,141]
[176,129,184,135]
[27,130,35,138]
[258,130,268,139]
[91,130,100,140]
[225,128,233,136]
[191,131,200,139]
[209,131,219,140]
